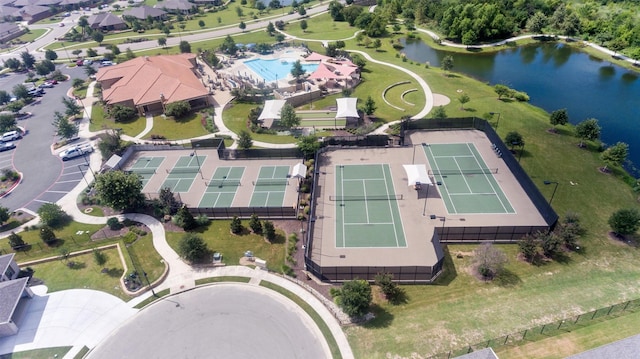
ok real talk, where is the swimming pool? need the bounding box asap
[244,58,319,82]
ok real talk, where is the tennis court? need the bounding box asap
[128,156,164,188]
[161,155,206,193]
[249,166,290,207]
[198,166,245,208]
[334,164,406,248]
[423,143,515,214]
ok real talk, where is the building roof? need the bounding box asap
[566,334,640,359]
[122,5,166,19]
[15,4,48,16]
[305,52,332,62]
[159,0,194,11]
[335,97,358,118]
[258,99,286,121]
[0,277,28,326]
[0,253,15,277]
[87,12,125,27]
[0,5,19,16]
[454,348,499,359]
[0,21,20,32]
[11,0,39,6]
[96,54,209,107]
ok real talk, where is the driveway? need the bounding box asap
[0,65,89,213]
[88,284,330,359]
[0,286,137,355]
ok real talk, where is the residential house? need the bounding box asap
[0,254,34,338]
[122,5,166,21]
[13,4,50,23]
[158,0,195,14]
[0,22,25,42]
[87,12,127,31]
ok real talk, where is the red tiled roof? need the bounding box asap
[96,54,208,107]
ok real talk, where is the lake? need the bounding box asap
[400,38,640,173]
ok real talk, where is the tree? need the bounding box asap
[575,118,600,147]
[494,84,510,99]
[37,203,68,228]
[0,90,11,105]
[165,100,191,117]
[220,35,237,55]
[441,55,454,73]
[92,32,104,45]
[93,249,107,266]
[266,21,275,36]
[45,49,58,61]
[198,20,205,28]
[362,95,376,115]
[159,187,181,215]
[300,20,307,32]
[431,106,447,119]
[297,135,320,158]
[290,60,306,82]
[374,272,403,303]
[72,78,85,89]
[238,130,253,149]
[84,64,97,77]
[249,214,262,234]
[86,48,98,57]
[125,47,136,60]
[263,220,276,242]
[0,206,10,226]
[94,170,145,211]
[158,37,167,48]
[62,96,81,117]
[40,226,56,245]
[179,233,209,262]
[78,16,89,37]
[275,34,285,43]
[279,103,300,129]
[174,205,197,230]
[372,38,382,51]
[239,21,246,32]
[5,58,21,71]
[473,243,507,279]
[458,93,470,110]
[13,84,30,100]
[52,111,78,139]
[111,104,137,123]
[230,216,242,234]
[235,6,244,17]
[179,40,191,53]
[0,113,16,133]
[298,6,306,16]
[600,142,628,171]
[518,233,539,263]
[608,208,640,236]
[20,51,35,69]
[97,129,125,159]
[71,49,82,58]
[538,231,562,258]
[8,232,25,250]
[255,2,266,13]
[330,279,371,317]
[526,12,547,34]
[505,131,524,150]
[549,108,568,130]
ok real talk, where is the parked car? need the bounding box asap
[46,79,58,85]
[100,60,114,66]
[27,88,44,97]
[39,82,53,88]
[0,142,16,152]
[1,131,22,142]
[59,144,94,161]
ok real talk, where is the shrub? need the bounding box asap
[37,203,69,228]
[609,208,640,236]
[195,214,210,227]
[178,233,208,262]
[107,217,123,230]
[375,272,403,303]
[8,232,25,249]
[122,231,137,245]
[165,101,191,118]
[514,91,530,102]
[39,226,56,245]
[518,233,538,262]
[173,206,197,230]
[249,214,262,234]
[281,264,295,277]
[110,105,137,123]
[263,220,275,242]
[230,216,242,234]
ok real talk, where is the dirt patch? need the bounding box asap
[546,128,559,134]
[607,231,638,247]
[432,93,451,107]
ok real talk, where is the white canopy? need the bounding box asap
[403,164,432,186]
[291,163,307,178]
[335,97,358,118]
[258,100,287,121]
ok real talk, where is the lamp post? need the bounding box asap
[422,183,431,216]
[77,164,90,188]
[543,180,559,205]
[143,271,158,297]
[429,214,446,238]
[82,153,96,181]
[191,144,204,179]
[489,112,501,130]
[412,143,427,164]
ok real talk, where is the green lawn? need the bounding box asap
[144,113,208,140]
[195,276,252,285]
[16,29,47,43]
[0,347,72,359]
[165,220,287,272]
[283,12,360,41]
[90,105,147,136]
[223,103,298,144]
[29,248,129,300]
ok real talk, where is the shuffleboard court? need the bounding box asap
[335,164,406,248]
[128,156,164,188]
[161,155,206,193]
[423,143,515,214]
[198,166,245,208]
[249,166,290,207]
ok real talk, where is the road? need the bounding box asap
[0,65,90,213]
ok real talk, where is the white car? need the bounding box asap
[1,131,21,142]
[59,144,94,161]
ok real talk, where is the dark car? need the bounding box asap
[0,142,16,151]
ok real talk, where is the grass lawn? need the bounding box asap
[144,113,208,140]
[165,220,286,272]
[260,280,342,359]
[133,288,170,309]
[16,29,47,43]
[1,347,72,359]
[223,103,298,144]
[299,119,345,127]
[72,83,88,99]
[195,276,251,285]
[90,105,147,136]
[28,248,129,300]
[125,229,166,285]
[283,12,359,41]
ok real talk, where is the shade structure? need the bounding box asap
[258,100,287,121]
[291,163,307,178]
[335,98,358,119]
[305,52,332,62]
[402,164,432,186]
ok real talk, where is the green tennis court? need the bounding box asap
[423,143,515,214]
[335,164,406,248]
[249,166,290,207]
[198,166,245,208]
[129,157,164,188]
[161,155,206,193]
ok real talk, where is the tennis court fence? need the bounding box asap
[188,206,297,219]
[252,179,289,186]
[207,179,242,187]
[428,168,498,176]
[167,167,200,174]
[329,194,403,201]
[127,168,156,174]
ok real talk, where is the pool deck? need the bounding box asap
[219,48,311,88]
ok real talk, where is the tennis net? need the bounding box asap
[168,167,200,174]
[428,168,498,176]
[207,179,241,187]
[329,194,403,201]
[129,168,156,174]
[252,179,289,186]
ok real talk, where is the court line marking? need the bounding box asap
[449,192,501,196]
[340,165,345,247]
[362,180,370,223]
[433,155,475,159]
[452,157,473,193]
[345,222,395,225]
[465,143,509,213]
[426,145,458,214]
[381,163,400,247]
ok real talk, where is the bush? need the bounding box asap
[332,279,372,317]
[107,217,123,230]
[110,105,137,123]
[609,208,640,236]
[519,233,538,262]
[514,91,530,102]
[375,272,403,303]
[263,220,275,242]
[165,101,191,118]
[178,233,209,262]
[39,226,56,245]
[8,232,25,249]
[230,216,242,234]
[122,231,137,245]
[37,203,69,228]
[93,249,107,266]
[173,206,197,230]
[195,214,210,227]
[282,264,295,277]
[249,214,262,234]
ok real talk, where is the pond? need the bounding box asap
[400,38,640,173]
